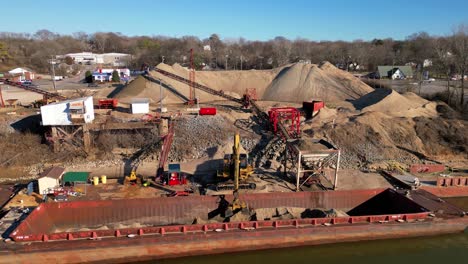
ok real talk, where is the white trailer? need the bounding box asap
[40,96,95,126]
[131,98,150,114]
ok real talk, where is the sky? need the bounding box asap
[1,0,467,41]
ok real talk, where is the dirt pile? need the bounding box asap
[263,62,373,102]
[308,109,467,168]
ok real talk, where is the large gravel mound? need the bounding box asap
[263,62,373,102]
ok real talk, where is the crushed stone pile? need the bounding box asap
[169,116,235,162]
[253,207,349,221]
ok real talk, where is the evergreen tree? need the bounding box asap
[112,70,120,82]
[85,70,93,83]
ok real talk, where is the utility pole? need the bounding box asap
[240,55,243,71]
[50,56,57,91]
[225,54,228,70]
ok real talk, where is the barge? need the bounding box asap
[1,188,466,263]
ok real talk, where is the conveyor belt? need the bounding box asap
[0,78,66,100]
[151,68,243,104]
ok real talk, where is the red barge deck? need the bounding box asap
[1,188,466,263]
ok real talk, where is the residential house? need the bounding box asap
[92,68,130,82]
[377,66,413,80]
[8,67,35,81]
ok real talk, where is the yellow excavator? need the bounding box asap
[124,170,142,185]
[216,133,256,191]
[224,132,249,217]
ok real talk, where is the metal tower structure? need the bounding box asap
[188,48,196,105]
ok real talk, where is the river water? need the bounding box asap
[145,197,468,264]
[154,232,468,264]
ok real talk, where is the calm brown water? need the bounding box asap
[153,232,468,264]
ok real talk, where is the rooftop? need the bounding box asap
[39,167,65,179]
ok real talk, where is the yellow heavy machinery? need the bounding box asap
[124,170,142,185]
[223,132,250,217]
[216,133,256,191]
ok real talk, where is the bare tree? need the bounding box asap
[451,24,468,109]
[434,37,454,103]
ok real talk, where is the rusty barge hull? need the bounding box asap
[3,217,468,264]
[12,188,389,242]
[3,188,467,263]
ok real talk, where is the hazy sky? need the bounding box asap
[1,0,467,41]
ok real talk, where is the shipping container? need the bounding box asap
[98,99,118,109]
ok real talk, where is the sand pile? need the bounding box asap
[353,88,416,112]
[351,88,438,117]
[150,63,280,102]
[319,61,374,98]
[114,62,372,104]
[113,75,188,104]
[263,62,373,102]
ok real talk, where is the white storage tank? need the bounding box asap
[40,96,95,126]
[131,98,150,114]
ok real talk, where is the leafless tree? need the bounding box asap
[451,24,468,109]
[434,37,454,103]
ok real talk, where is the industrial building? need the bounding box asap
[40,96,95,126]
[37,167,65,195]
[58,52,131,67]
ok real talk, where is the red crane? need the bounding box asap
[188,48,196,105]
[0,85,5,107]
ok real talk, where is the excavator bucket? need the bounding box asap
[225,208,234,218]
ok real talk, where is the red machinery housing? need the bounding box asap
[268,107,301,138]
[199,107,217,115]
[166,164,187,186]
[303,100,325,119]
[242,88,258,108]
[98,99,118,109]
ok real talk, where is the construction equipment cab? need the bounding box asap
[164,163,187,186]
[216,133,255,191]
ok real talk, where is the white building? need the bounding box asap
[8,67,35,81]
[93,68,131,82]
[38,167,65,194]
[40,96,95,126]
[59,52,131,66]
[60,52,102,64]
[101,53,131,66]
[131,98,150,114]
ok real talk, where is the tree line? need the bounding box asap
[0,25,466,107]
